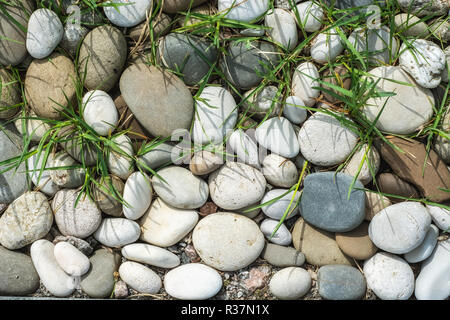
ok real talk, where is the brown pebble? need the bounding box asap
[335,221,378,260]
[199,201,218,216]
[377,172,420,203]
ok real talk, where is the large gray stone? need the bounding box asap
[317,265,366,300]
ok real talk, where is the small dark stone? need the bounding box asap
[199,201,218,216]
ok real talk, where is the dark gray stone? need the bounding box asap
[0,246,40,295]
[261,243,305,267]
[80,249,121,298]
[159,33,218,86]
[317,265,366,300]
[0,122,28,204]
[300,172,365,232]
[220,41,279,90]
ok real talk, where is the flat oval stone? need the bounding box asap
[300,172,366,232]
[310,28,344,64]
[54,241,90,277]
[377,172,420,203]
[189,151,223,175]
[295,1,323,32]
[0,246,39,296]
[269,267,311,299]
[82,90,119,136]
[261,189,300,221]
[426,205,450,231]
[292,62,320,106]
[335,221,378,260]
[260,219,292,246]
[152,166,208,209]
[192,212,265,271]
[107,134,134,180]
[394,13,430,38]
[209,162,266,211]
[229,129,260,168]
[123,171,152,220]
[317,265,366,300]
[0,191,53,250]
[362,66,434,134]
[192,86,238,145]
[122,243,180,268]
[52,189,102,239]
[30,239,75,297]
[283,96,307,124]
[140,198,198,247]
[368,202,431,254]
[415,239,450,300]
[78,25,127,92]
[219,0,269,22]
[138,142,174,170]
[119,261,161,294]
[255,117,300,158]
[404,224,439,263]
[164,263,222,300]
[261,243,305,267]
[363,252,414,300]
[26,8,63,59]
[159,33,218,85]
[120,63,194,138]
[92,175,124,217]
[298,112,359,166]
[262,154,298,188]
[104,0,152,27]
[265,8,298,51]
[94,218,141,248]
[80,249,121,298]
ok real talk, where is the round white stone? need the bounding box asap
[30,240,75,297]
[119,261,162,294]
[209,162,266,210]
[260,219,292,246]
[255,117,300,159]
[342,143,380,185]
[283,96,307,124]
[399,39,446,89]
[369,202,431,254]
[140,198,198,247]
[54,241,90,277]
[269,267,311,299]
[121,243,180,268]
[298,112,359,166]
[404,224,439,263]
[262,153,299,188]
[152,166,209,209]
[265,8,298,51]
[26,9,63,59]
[164,263,222,300]
[426,205,450,231]
[219,0,269,22]
[261,189,300,220]
[82,90,118,136]
[292,62,320,107]
[310,28,344,64]
[228,129,260,168]
[104,0,152,27]
[192,212,265,271]
[415,239,450,300]
[363,252,414,300]
[123,171,152,220]
[107,134,134,180]
[93,218,141,247]
[192,86,238,145]
[295,1,323,32]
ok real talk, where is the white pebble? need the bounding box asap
[54,241,90,277]
[82,90,118,136]
[119,261,162,294]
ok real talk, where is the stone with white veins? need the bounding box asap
[123,171,152,220]
[255,117,299,159]
[54,241,90,277]
[310,28,344,64]
[262,153,298,188]
[368,202,431,254]
[164,263,223,300]
[415,239,450,300]
[26,9,63,59]
[283,96,307,125]
[192,86,238,145]
[260,219,292,246]
[82,90,118,136]
[342,144,380,185]
[94,218,141,248]
[399,39,446,89]
[404,224,439,263]
[218,0,269,22]
[30,240,76,297]
[295,1,324,32]
[261,189,300,221]
[121,243,180,268]
[363,252,414,300]
[119,261,162,294]
[107,134,134,180]
[292,62,320,107]
[426,205,450,231]
[208,162,266,211]
[104,0,152,28]
[265,8,298,51]
[228,129,260,168]
[152,166,209,209]
[298,112,359,166]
